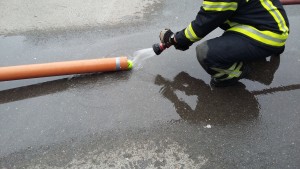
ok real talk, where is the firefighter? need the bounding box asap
[159,0,289,87]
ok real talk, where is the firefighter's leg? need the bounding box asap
[196,32,284,87]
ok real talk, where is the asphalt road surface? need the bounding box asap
[0,0,300,168]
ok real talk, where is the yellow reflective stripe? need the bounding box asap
[225,62,243,79]
[224,20,238,27]
[260,0,289,33]
[184,23,201,42]
[203,1,238,11]
[227,24,288,47]
[212,62,243,80]
[214,72,226,78]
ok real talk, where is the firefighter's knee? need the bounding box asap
[196,42,210,71]
[196,42,208,64]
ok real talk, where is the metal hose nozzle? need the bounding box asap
[152,43,172,55]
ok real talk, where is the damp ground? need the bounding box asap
[0,1,300,168]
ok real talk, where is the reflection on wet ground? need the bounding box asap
[155,72,260,125]
[0,71,132,104]
[246,55,281,85]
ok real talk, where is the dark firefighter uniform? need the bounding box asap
[174,0,289,85]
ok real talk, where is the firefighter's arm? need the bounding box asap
[174,0,238,50]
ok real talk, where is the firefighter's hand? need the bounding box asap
[159,29,175,45]
[174,43,189,51]
[159,29,189,51]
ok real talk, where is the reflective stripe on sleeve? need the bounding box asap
[203,1,238,11]
[184,23,201,42]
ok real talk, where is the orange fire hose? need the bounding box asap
[280,0,300,5]
[0,57,133,81]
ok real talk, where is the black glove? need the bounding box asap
[173,43,189,51]
[160,29,189,51]
[159,29,175,45]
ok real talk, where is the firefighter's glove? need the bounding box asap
[159,29,190,51]
[159,29,175,45]
[173,42,189,51]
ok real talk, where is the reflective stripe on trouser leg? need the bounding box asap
[211,62,243,81]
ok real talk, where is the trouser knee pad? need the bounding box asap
[196,42,211,74]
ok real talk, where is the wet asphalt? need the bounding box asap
[0,1,300,168]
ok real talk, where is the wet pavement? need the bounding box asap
[0,0,300,168]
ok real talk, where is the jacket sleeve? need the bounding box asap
[175,0,238,49]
